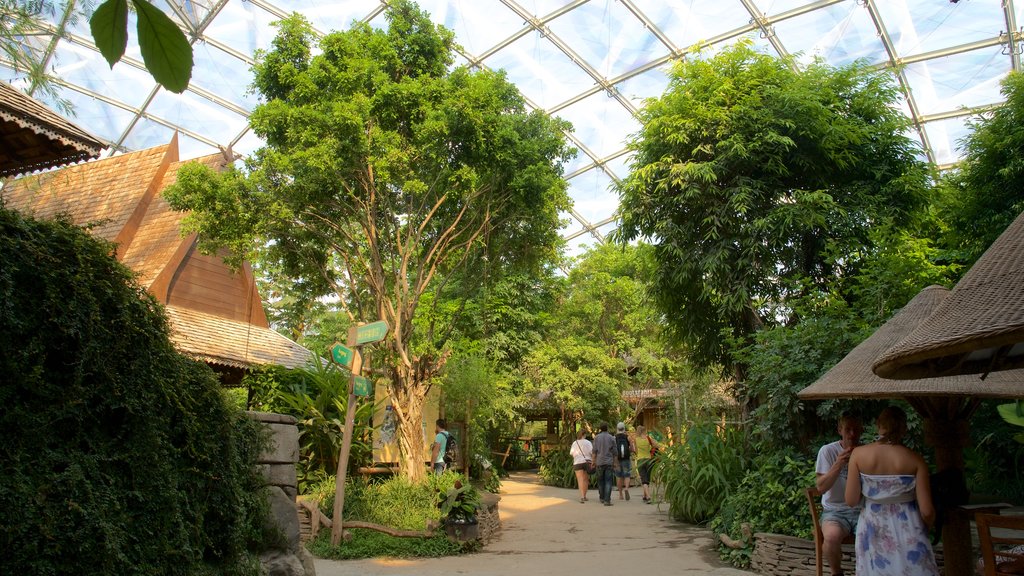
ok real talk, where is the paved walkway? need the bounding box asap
[314,471,757,576]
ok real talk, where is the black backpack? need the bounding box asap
[442,431,459,465]
[616,433,631,459]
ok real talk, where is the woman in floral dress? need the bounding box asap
[845,406,939,576]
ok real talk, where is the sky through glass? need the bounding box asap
[4,0,1022,256]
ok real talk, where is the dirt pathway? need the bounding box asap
[313,471,757,576]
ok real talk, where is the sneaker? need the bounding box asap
[604,501,612,506]
[625,490,630,501]
[580,498,586,503]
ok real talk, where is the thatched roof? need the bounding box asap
[799,285,1024,400]
[874,210,1024,379]
[0,81,105,177]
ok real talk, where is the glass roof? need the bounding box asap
[4,0,1022,256]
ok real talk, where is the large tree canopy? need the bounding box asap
[165,0,573,479]
[614,41,931,373]
[941,71,1024,265]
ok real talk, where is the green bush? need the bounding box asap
[306,529,469,559]
[538,447,594,489]
[308,471,477,559]
[654,424,747,524]
[0,207,269,576]
[710,449,816,567]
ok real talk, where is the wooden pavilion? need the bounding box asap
[1,81,105,178]
[1,134,312,384]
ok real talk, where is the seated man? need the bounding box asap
[815,412,863,576]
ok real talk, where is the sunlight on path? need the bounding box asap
[314,471,756,576]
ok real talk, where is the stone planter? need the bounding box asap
[444,516,480,542]
[750,532,944,576]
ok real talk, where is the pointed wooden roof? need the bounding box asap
[874,209,1024,379]
[799,285,1024,400]
[0,81,105,177]
[1,136,312,371]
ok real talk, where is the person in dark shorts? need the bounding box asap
[569,429,594,503]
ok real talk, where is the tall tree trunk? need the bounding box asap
[390,372,428,482]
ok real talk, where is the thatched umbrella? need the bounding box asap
[799,285,1024,575]
[874,210,1024,379]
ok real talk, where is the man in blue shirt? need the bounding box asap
[431,418,449,474]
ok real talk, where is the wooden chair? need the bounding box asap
[977,513,1024,576]
[806,486,856,576]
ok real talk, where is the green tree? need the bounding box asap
[165,1,573,480]
[940,71,1024,265]
[614,41,931,377]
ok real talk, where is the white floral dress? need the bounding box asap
[855,474,939,576]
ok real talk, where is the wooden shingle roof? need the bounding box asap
[2,136,312,373]
[167,306,312,369]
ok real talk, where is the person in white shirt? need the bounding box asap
[569,429,594,503]
[815,412,863,576]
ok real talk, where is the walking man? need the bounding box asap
[431,418,449,475]
[614,422,636,500]
[592,422,616,506]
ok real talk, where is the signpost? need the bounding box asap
[330,342,355,369]
[331,319,389,545]
[349,320,389,345]
[352,375,372,397]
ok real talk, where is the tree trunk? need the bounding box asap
[389,367,429,482]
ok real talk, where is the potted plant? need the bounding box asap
[439,480,481,541]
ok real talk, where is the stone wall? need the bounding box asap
[248,411,316,576]
[476,492,502,543]
[750,533,944,576]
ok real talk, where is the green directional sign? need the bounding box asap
[350,320,389,345]
[330,342,355,368]
[353,375,373,397]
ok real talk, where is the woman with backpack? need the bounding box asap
[614,422,637,501]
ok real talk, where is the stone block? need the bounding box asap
[263,463,298,489]
[262,422,299,464]
[265,486,301,553]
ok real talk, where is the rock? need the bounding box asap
[259,550,305,576]
[266,486,301,552]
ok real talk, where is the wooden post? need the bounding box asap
[331,343,363,546]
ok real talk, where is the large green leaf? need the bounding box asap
[997,401,1024,428]
[132,0,192,93]
[89,0,129,68]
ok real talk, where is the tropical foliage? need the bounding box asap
[165,0,574,480]
[615,40,931,375]
[0,207,270,575]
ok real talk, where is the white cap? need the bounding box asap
[616,422,626,432]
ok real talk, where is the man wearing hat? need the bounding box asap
[613,422,637,500]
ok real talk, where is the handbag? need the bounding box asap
[575,439,595,473]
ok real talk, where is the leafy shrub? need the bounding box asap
[539,447,593,489]
[0,208,269,575]
[244,361,376,489]
[654,424,747,524]
[308,471,476,559]
[307,530,469,559]
[710,449,817,567]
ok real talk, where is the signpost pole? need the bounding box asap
[331,343,362,545]
[330,319,387,546]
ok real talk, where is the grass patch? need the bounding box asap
[306,529,477,559]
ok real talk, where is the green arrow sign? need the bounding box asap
[353,375,373,397]
[350,320,389,345]
[330,342,355,368]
